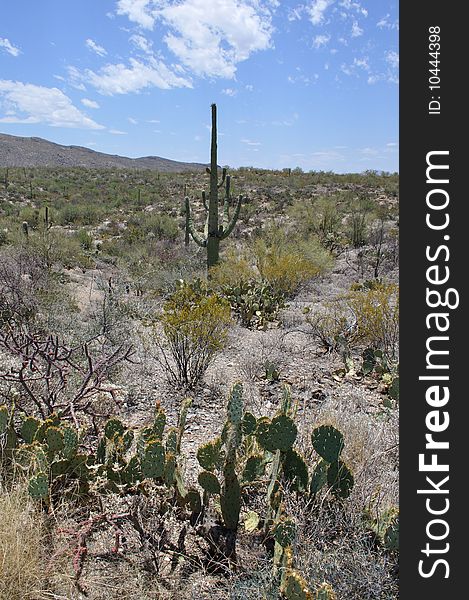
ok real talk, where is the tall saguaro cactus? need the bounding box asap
[185,104,243,270]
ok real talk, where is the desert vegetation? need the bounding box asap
[0,107,398,600]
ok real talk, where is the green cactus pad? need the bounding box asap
[282,570,314,600]
[327,460,354,499]
[104,418,125,441]
[122,429,134,452]
[241,454,266,483]
[220,470,241,530]
[242,412,257,436]
[362,348,377,375]
[227,383,243,425]
[50,458,69,479]
[163,453,176,486]
[152,407,166,439]
[28,472,49,501]
[141,441,165,479]
[309,460,329,496]
[20,416,40,443]
[122,455,142,485]
[274,517,296,548]
[283,449,309,492]
[257,415,297,453]
[165,428,178,454]
[45,426,64,454]
[196,437,223,471]
[198,470,221,495]
[388,377,399,401]
[311,425,344,463]
[62,427,79,459]
[0,405,8,434]
[34,418,56,443]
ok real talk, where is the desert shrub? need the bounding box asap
[55,202,105,226]
[306,299,360,354]
[154,280,232,389]
[125,212,179,242]
[75,228,93,250]
[253,228,333,297]
[347,282,399,363]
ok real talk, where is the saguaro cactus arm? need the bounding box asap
[185,197,207,247]
[220,194,242,240]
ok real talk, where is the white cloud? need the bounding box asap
[222,88,237,96]
[351,21,363,37]
[377,14,399,30]
[109,128,127,134]
[72,57,192,95]
[339,0,367,17]
[353,57,369,70]
[0,38,21,57]
[130,34,153,54]
[117,1,276,79]
[85,38,107,57]
[385,50,399,69]
[81,98,100,109]
[241,138,261,146]
[307,0,334,26]
[0,80,104,129]
[157,0,275,78]
[116,0,157,29]
[313,34,330,48]
[128,116,138,124]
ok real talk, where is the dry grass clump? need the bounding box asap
[0,483,49,600]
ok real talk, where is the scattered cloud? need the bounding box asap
[0,80,104,129]
[313,34,331,48]
[385,50,399,69]
[0,37,21,57]
[222,88,237,96]
[351,20,363,37]
[128,116,138,124]
[85,38,107,57]
[109,128,127,134]
[70,57,191,95]
[81,98,100,109]
[307,0,334,26]
[377,14,399,30]
[241,138,261,146]
[339,0,367,17]
[130,34,153,54]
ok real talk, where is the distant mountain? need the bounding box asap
[0,132,208,172]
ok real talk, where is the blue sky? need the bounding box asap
[0,1,398,172]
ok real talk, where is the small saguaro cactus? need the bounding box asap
[184,104,243,271]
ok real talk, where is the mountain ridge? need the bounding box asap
[0,132,208,172]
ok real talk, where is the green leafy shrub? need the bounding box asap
[155,280,232,389]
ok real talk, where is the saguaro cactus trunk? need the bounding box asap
[184,104,243,272]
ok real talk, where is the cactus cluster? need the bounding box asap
[184,104,243,271]
[310,425,354,499]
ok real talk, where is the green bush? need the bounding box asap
[155,280,232,389]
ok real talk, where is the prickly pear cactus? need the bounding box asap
[198,470,221,495]
[104,417,125,441]
[45,426,64,454]
[20,416,40,443]
[141,440,165,479]
[311,425,344,463]
[241,454,266,483]
[257,415,297,453]
[153,406,166,439]
[274,517,296,548]
[327,459,354,499]
[242,412,257,436]
[309,460,328,496]
[282,449,309,492]
[28,472,49,501]
[282,570,314,600]
[197,437,223,471]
